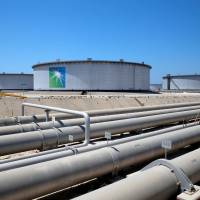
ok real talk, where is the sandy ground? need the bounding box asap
[0,91,200,117]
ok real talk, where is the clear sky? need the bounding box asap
[0,0,199,83]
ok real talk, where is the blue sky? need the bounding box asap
[0,0,199,83]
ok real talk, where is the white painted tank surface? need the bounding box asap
[33,60,151,91]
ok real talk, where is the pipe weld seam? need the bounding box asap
[40,130,60,150]
[107,147,120,176]
[52,127,63,146]
[39,130,48,150]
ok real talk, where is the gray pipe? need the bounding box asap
[1,104,200,135]
[0,124,200,200]
[0,108,200,156]
[0,122,198,171]
[1,101,200,126]
[0,121,196,164]
[72,148,200,200]
[22,103,91,148]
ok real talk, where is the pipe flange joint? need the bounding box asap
[141,159,196,193]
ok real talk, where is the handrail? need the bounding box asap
[22,102,90,147]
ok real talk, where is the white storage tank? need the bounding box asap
[163,74,200,91]
[33,59,151,91]
[0,73,33,90]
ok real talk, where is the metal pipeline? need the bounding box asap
[0,103,200,135]
[1,104,200,136]
[1,121,196,164]
[72,148,200,200]
[0,124,200,200]
[0,108,200,155]
[0,122,198,171]
[22,103,91,148]
[0,101,200,126]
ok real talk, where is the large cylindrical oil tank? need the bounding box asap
[33,59,151,91]
[0,73,33,90]
[162,74,200,91]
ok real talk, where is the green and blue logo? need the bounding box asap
[49,67,66,88]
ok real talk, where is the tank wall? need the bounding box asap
[68,63,135,90]
[162,76,200,90]
[135,66,150,90]
[34,63,150,91]
[0,75,33,90]
[34,66,49,90]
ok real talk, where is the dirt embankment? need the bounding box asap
[0,92,200,117]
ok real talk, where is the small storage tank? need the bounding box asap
[0,73,33,90]
[33,59,151,91]
[162,74,200,91]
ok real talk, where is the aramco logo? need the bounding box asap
[49,67,65,88]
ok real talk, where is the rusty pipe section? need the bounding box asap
[0,102,200,126]
[0,124,200,200]
[1,104,200,136]
[0,108,200,155]
[72,148,200,200]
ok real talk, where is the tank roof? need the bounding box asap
[163,74,200,78]
[0,73,33,76]
[32,60,151,69]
